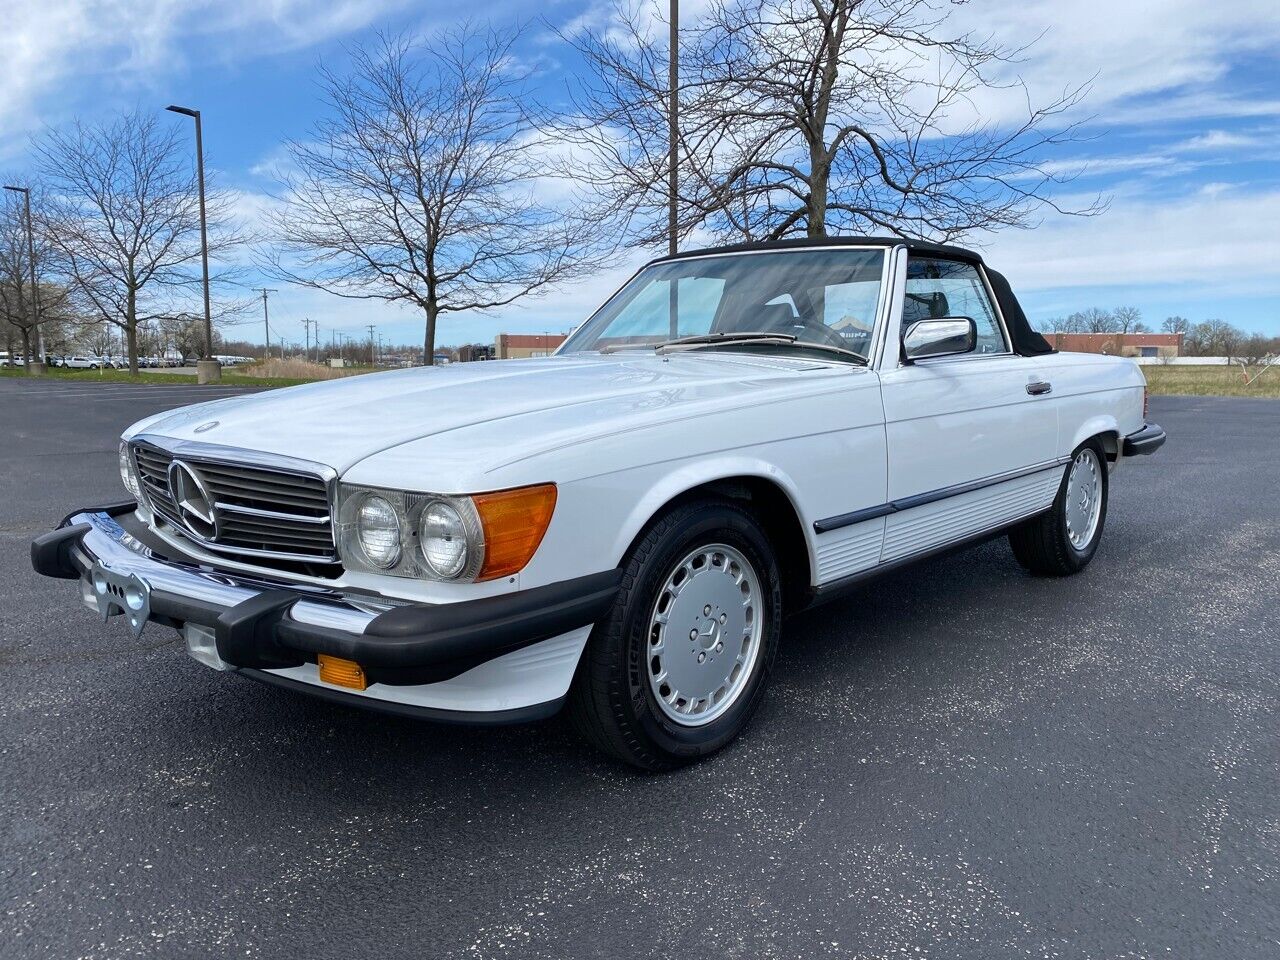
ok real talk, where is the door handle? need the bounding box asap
[1026,380,1052,396]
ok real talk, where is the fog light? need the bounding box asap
[183,623,234,671]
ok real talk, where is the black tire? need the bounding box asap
[1009,440,1109,576]
[567,499,783,771]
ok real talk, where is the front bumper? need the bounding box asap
[1122,422,1167,457]
[32,506,621,721]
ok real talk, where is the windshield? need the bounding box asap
[561,248,886,359]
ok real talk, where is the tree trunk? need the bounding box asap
[807,150,830,238]
[423,300,438,367]
[127,324,139,376]
[19,327,32,364]
[126,287,138,375]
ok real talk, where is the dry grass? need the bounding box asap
[231,358,368,382]
[1142,364,1280,399]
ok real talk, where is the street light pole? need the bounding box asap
[667,0,680,339]
[166,104,219,383]
[3,185,44,375]
[668,0,678,258]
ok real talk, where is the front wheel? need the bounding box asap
[1009,442,1109,576]
[568,500,782,771]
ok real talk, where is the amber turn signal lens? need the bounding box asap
[317,654,367,690]
[473,483,557,581]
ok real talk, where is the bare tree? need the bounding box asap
[0,184,59,363]
[563,0,1102,247]
[269,28,600,365]
[1113,306,1142,334]
[35,111,239,375]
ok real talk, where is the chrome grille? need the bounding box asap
[131,441,337,565]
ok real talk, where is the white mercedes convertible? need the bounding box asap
[33,238,1165,769]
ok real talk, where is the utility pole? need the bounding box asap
[255,288,277,359]
[165,105,217,383]
[366,323,376,366]
[2,185,43,374]
[301,317,311,362]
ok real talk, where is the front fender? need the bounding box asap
[607,456,815,572]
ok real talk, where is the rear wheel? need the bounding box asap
[568,500,782,771]
[1009,441,1108,576]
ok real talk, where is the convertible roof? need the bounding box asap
[649,235,1055,357]
[649,235,983,265]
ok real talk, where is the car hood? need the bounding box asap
[125,352,857,474]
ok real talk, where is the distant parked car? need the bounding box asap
[63,356,103,369]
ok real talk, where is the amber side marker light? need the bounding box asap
[317,654,367,690]
[474,483,558,581]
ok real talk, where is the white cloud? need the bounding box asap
[981,186,1280,293]
[963,0,1280,124]
[0,0,410,150]
[1175,129,1266,151]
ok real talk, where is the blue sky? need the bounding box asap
[2,0,1278,347]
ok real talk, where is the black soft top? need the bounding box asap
[651,236,1055,357]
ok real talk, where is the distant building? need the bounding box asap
[1046,332,1182,358]
[457,343,495,362]
[495,333,567,359]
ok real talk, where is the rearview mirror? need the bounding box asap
[902,317,977,361]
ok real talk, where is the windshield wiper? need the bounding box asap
[654,332,798,351]
[602,330,867,364]
[599,332,796,354]
[659,331,867,365]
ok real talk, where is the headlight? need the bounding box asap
[336,482,555,582]
[419,500,468,578]
[118,443,141,500]
[355,495,402,568]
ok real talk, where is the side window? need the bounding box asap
[904,257,1007,355]
[602,277,724,341]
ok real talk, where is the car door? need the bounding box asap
[876,254,1060,564]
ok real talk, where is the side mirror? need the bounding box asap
[902,317,977,361]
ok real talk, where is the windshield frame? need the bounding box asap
[558,245,892,362]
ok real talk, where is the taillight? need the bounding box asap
[1143,386,1149,420]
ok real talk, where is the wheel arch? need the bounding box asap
[1070,417,1121,462]
[612,462,815,613]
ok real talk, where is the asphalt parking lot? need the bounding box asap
[1,378,1276,959]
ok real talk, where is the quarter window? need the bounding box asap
[904,258,1007,355]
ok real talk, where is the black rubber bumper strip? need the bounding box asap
[223,568,624,685]
[1122,422,1166,456]
[32,501,137,579]
[31,523,92,579]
